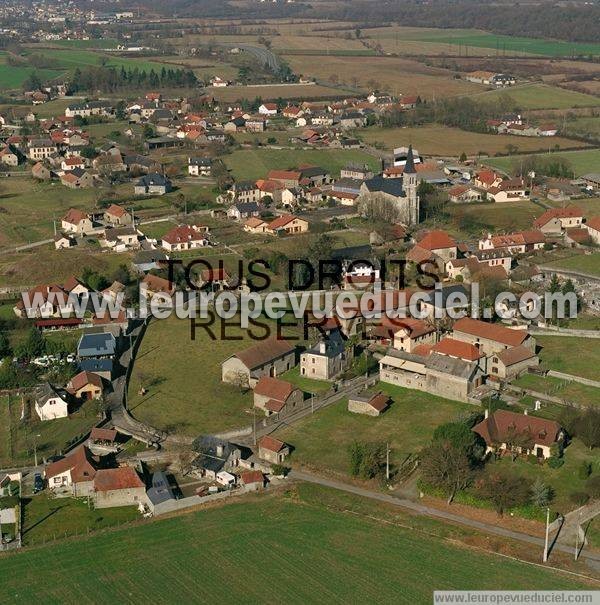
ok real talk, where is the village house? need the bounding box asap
[104,204,133,226]
[267,169,302,188]
[221,181,261,205]
[340,164,374,181]
[300,331,352,380]
[448,185,483,203]
[386,317,436,352]
[488,178,530,203]
[451,317,535,357]
[244,217,268,234]
[474,169,503,190]
[161,224,210,251]
[347,391,390,417]
[54,233,76,250]
[221,338,296,388]
[134,173,172,196]
[34,382,70,421]
[407,229,458,271]
[93,467,146,508]
[45,446,98,496]
[239,470,265,491]
[61,208,94,235]
[0,143,23,166]
[188,157,212,177]
[66,370,103,400]
[472,409,564,460]
[140,274,175,299]
[60,168,94,189]
[258,103,278,116]
[257,435,290,465]
[192,436,241,480]
[265,214,309,236]
[488,345,540,381]
[478,230,545,254]
[101,227,140,251]
[533,206,584,234]
[468,248,513,275]
[61,156,86,171]
[227,201,261,220]
[28,138,57,160]
[253,376,303,416]
[31,162,52,180]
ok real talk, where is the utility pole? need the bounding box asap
[386,442,390,480]
[543,507,550,562]
[253,407,256,445]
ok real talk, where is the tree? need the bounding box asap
[0,333,11,358]
[459,152,467,163]
[420,442,473,504]
[348,441,386,480]
[478,469,530,515]
[15,326,45,359]
[575,408,600,450]
[530,477,553,507]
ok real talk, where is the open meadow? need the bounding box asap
[484,148,600,177]
[479,84,600,110]
[0,486,589,603]
[209,83,347,102]
[275,382,471,478]
[536,335,600,380]
[361,124,586,157]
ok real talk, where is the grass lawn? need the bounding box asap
[0,487,587,602]
[223,148,380,181]
[565,116,600,139]
[275,382,471,478]
[0,53,62,89]
[280,366,332,394]
[361,124,585,157]
[485,148,600,177]
[21,493,138,547]
[443,200,540,236]
[128,314,307,436]
[544,252,600,278]
[514,374,600,408]
[537,336,600,381]
[0,395,99,468]
[480,84,600,110]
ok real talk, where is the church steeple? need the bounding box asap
[404,144,416,174]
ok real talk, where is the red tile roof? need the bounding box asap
[162,224,207,245]
[417,229,457,251]
[235,338,295,371]
[473,410,562,449]
[63,208,88,225]
[258,435,287,453]
[240,470,264,485]
[68,370,103,392]
[89,427,117,442]
[533,206,584,228]
[267,170,301,182]
[452,318,528,347]
[93,467,144,492]
[105,204,128,218]
[45,446,97,483]
[586,216,600,232]
[268,214,301,230]
[431,337,482,361]
[496,345,537,366]
[365,392,389,412]
[254,376,295,402]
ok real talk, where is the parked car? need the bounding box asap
[33,473,44,493]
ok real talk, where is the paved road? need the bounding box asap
[290,470,600,566]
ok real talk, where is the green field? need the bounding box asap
[514,374,600,408]
[0,53,62,89]
[361,124,585,157]
[223,148,380,181]
[485,148,600,177]
[0,486,588,603]
[537,336,600,380]
[276,382,471,478]
[480,84,600,110]
[127,314,308,437]
[378,27,600,58]
[543,253,600,278]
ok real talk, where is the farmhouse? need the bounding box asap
[104,204,132,226]
[60,168,94,189]
[253,376,303,416]
[244,217,268,233]
[227,202,261,220]
[192,436,241,479]
[265,214,309,236]
[451,318,535,356]
[300,331,352,380]
[93,467,146,508]
[188,157,212,177]
[140,274,175,298]
[239,470,265,491]
[488,345,540,380]
[134,173,172,195]
[34,382,70,421]
[472,409,564,460]
[347,391,390,417]
[257,435,290,465]
[66,371,103,400]
[488,178,530,203]
[448,185,483,203]
[28,138,57,160]
[62,208,94,235]
[221,338,296,388]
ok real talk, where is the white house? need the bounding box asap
[34,383,69,421]
[258,103,278,116]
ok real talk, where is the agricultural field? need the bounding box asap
[485,148,600,177]
[0,486,589,603]
[209,83,345,102]
[360,124,586,157]
[282,55,483,99]
[275,382,471,478]
[362,26,600,58]
[223,147,380,181]
[537,335,600,380]
[0,52,62,89]
[479,84,600,110]
[565,116,600,139]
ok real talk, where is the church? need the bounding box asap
[356,145,420,226]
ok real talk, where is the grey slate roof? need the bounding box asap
[78,332,116,358]
[363,176,406,198]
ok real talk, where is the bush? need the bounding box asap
[585,475,600,499]
[569,491,590,506]
[547,456,564,469]
[270,464,289,477]
[578,461,593,480]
